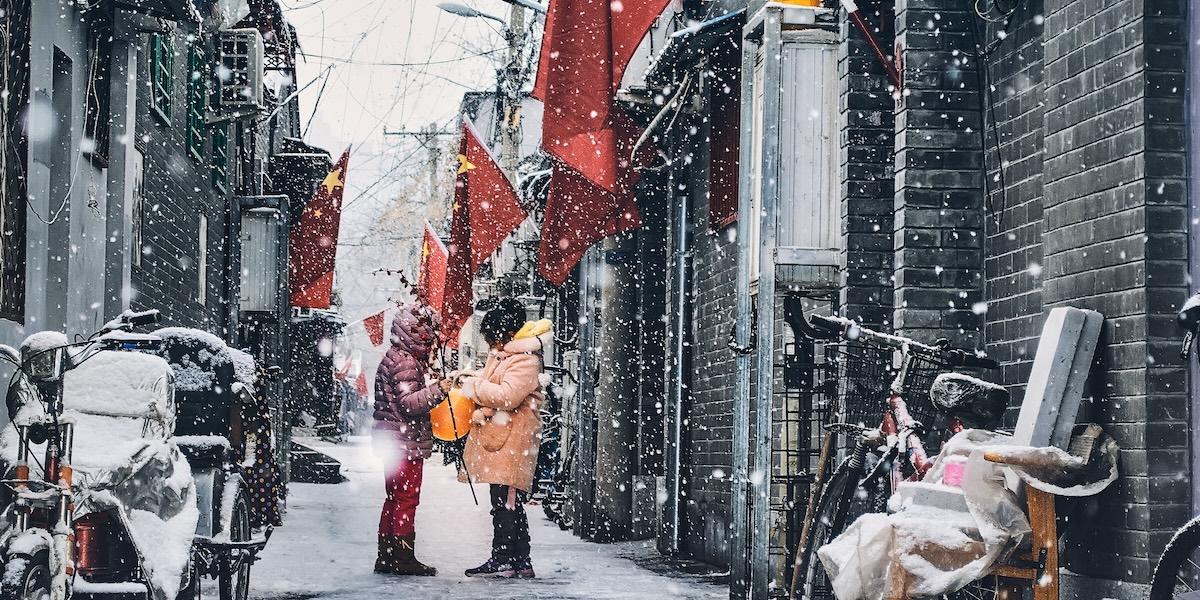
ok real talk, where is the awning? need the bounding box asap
[645,9,747,89]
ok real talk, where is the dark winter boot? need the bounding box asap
[464,556,511,577]
[374,534,396,574]
[391,535,438,576]
[505,556,536,579]
[464,556,535,579]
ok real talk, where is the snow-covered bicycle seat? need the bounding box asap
[929,372,1009,429]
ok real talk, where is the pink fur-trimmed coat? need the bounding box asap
[458,331,549,493]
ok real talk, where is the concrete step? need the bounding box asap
[290,443,344,484]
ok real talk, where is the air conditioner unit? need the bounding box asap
[217,28,264,110]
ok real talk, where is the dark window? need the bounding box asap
[84,19,113,166]
[186,41,207,161]
[708,37,742,230]
[0,0,30,321]
[212,124,229,191]
[150,33,173,123]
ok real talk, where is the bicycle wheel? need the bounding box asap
[945,577,996,600]
[1148,517,1200,600]
[796,457,887,600]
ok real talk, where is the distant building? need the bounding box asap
[1,0,325,493]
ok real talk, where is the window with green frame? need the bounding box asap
[185,41,206,161]
[150,33,173,122]
[212,125,229,191]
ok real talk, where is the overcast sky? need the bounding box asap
[280,0,522,232]
[278,0,529,371]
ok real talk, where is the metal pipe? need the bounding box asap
[573,246,600,538]
[750,11,784,598]
[665,189,691,554]
[729,18,760,599]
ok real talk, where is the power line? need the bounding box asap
[298,48,505,66]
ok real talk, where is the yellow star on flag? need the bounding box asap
[456,154,476,175]
[422,240,431,258]
[321,167,344,193]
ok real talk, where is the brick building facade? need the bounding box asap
[132,20,235,333]
[562,0,1196,597]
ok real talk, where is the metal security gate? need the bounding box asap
[768,295,837,594]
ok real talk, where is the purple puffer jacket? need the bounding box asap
[372,306,446,461]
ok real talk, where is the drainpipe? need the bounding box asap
[729,21,759,598]
[664,190,691,554]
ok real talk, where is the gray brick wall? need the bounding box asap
[1040,0,1190,583]
[892,0,985,347]
[682,192,737,567]
[839,0,895,328]
[133,25,233,335]
[981,0,1045,403]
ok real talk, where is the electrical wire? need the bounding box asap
[970,0,1028,233]
[298,48,506,66]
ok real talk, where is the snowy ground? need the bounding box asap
[250,437,726,600]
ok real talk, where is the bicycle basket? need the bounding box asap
[824,344,957,451]
[902,353,950,439]
[824,343,894,427]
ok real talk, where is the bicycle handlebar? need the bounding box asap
[807,314,997,369]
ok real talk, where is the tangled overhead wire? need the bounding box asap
[969,0,1030,233]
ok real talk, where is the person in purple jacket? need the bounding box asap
[372,304,450,576]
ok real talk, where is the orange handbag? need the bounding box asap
[430,388,475,441]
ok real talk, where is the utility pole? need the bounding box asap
[498,4,526,178]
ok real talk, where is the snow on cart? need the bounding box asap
[152,327,274,600]
[0,315,272,600]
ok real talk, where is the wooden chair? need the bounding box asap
[980,456,1060,600]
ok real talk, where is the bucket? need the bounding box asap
[431,388,475,441]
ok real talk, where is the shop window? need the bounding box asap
[212,124,229,191]
[186,40,207,161]
[150,33,173,123]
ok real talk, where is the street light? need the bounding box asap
[498,0,547,13]
[436,2,508,25]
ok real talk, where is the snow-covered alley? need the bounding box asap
[250,438,726,600]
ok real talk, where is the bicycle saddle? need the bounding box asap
[929,372,1010,429]
[1179,292,1200,330]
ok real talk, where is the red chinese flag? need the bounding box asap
[532,0,670,285]
[289,149,350,308]
[416,223,448,312]
[355,370,369,397]
[363,311,385,346]
[441,120,527,342]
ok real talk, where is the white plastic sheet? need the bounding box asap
[817,428,1118,600]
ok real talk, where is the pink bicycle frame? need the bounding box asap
[881,392,966,489]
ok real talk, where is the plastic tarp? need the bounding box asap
[0,352,198,600]
[817,428,1119,600]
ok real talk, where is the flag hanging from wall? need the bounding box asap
[532,0,671,285]
[289,148,350,309]
[441,120,527,344]
[363,311,385,346]
[416,223,448,313]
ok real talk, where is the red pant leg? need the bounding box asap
[379,456,424,537]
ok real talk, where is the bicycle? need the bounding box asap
[0,310,162,600]
[793,314,1007,600]
[538,364,577,530]
[1145,292,1200,600]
